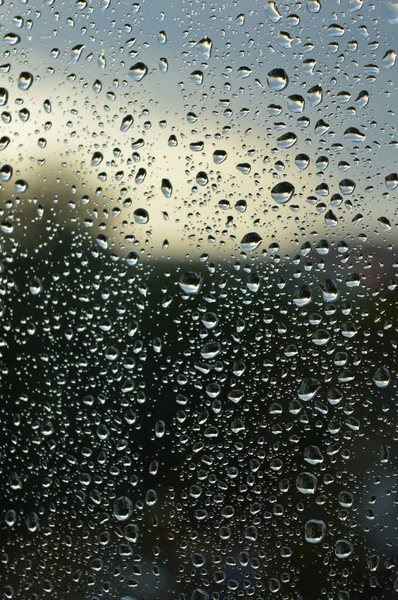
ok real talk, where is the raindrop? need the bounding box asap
[382,49,396,68]
[271,181,295,204]
[190,70,204,85]
[335,540,354,559]
[287,94,305,113]
[267,68,289,91]
[17,71,33,91]
[295,154,310,170]
[264,1,282,22]
[296,472,318,494]
[113,496,133,521]
[373,367,391,388]
[120,114,134,132]
[305,520,326,544]
[129,62,148,81]
[241,232,262,251]
[307,84,323,106]
[161,178,173,197]
[196,37,213,60]
[179,272,203,295]
[213,149,227,164]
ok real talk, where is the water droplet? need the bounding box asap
[287,94,305,113]
[277,132,297,149]
[339,179,356,194]
[135,167,146,184]
[129,62,148,81]
[179,272,203,294]
[91,151,103,167]
[385,1,398,24]
[190,70,204,85]
[96,234,108,250]
[373,367,391,388]
[113,496,133,521]
[295,153,310,170]
[17,71,33,91]
[241,232,262,252]
[385,173,398,190]
[0,164,13,182]
[267,68,289,91]
[92,79,102,93]
[271,181,295,204]
[0,88,8,106]
[319,278,339,302]
[307,84,323,106]
[296,472,318,494]
[159,57,168,73]
[307,0,321,13]
[237,66,252,79]
[196,37,213,60]
[304,445,324,464]
[298,377,321,400]
[355,89,369,108]
[382,49,397,68]
[71,44,85,62]
[264,1,282,22]
[120,114,134,132]
[158,30,167,45]
[3,33,21,45]
[334,539,354,558]
[293,284,312,307]
[213,149,227,164]
[305,519,326,544]
[29,277,43,295]
[324,209,338,227]
[161,178,173,197]
[236,162,251,174]
[344,127,365,142]
[133,208,149,224]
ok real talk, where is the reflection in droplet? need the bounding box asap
[267,68,289,91]
[129,62,148,81]
[18,71,33,91]
[271,181,295,204]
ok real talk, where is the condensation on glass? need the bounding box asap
[0,0,397,599]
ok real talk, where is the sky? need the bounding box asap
[0,0,398,260]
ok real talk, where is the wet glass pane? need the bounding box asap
[0,1,397,599]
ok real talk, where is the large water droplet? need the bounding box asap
[113,496,133,521]
[17,71,33,91]
[120,114,134,132]
[264,1,282,22]
[307,84,323,106]
[267,68,289,91]
[334,539,353,558]
[196,37,213,59]
[129,62,148,81]
[373,367,391,388]
[271,181,295,204]
[179,272,203,295]
[190,70,204,85]
[296,472,318,494]
[241,232,262,251]
[305,520,326,544]
[161,178,173,197]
